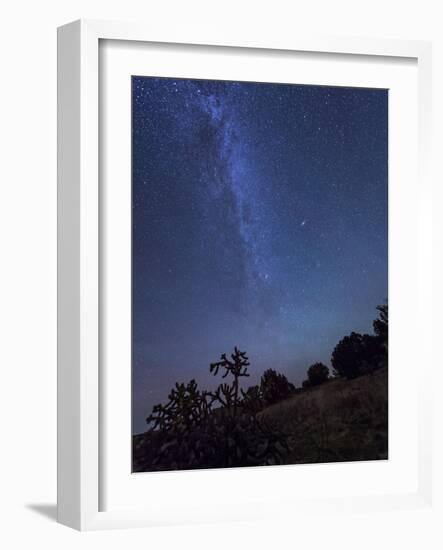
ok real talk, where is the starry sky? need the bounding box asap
[132,76,388,434]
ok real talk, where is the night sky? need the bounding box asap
[132,77,388,434]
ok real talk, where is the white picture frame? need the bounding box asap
[57,19,433,531]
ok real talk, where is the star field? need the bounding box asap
[132,77,388,434]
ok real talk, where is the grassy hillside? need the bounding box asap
[259,367,388,464]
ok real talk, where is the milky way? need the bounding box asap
[132,77,388,434]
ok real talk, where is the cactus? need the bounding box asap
[210,347,250,419]
[139,348,289,471]
[146,379,211,433]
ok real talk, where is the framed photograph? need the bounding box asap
[57,20,433,530]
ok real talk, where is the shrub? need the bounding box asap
[307,362,329,386]
[241,385,264,415]
[260,369,295,406]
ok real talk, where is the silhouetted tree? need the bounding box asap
[307,362,330,386]
[373,304,388,341]
[260,369,295,406]
[332,332,366,379]
[332,304,389,379]
[332,333,385,379]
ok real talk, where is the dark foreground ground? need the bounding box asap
[133,368,388,472]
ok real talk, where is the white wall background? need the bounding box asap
[0,0,442,547]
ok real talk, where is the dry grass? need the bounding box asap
[259,368,388,464]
